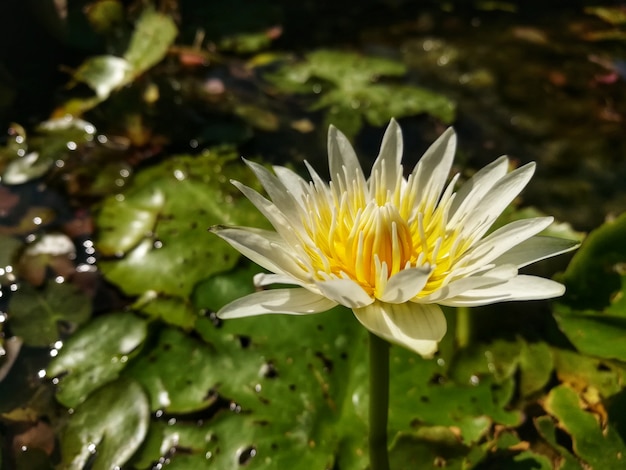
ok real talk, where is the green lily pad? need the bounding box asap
[552,348,624,398]
[534,416,583,470]
[73,55,132,100]
[123,9,177,72]
[0,234,21,284]
[8,283,91,347]
[560,211,626,310]
[132,293,197,329]
[544,385,626,468]
[59,378,150,470]
[47,312,147,408]
[96,148,268,298]
[266,50,455,137]
[71,8,177,106]
[554,309,626,362]
[123,327,221,413]
[518,341,553,397]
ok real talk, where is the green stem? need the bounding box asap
[369,332,390,470]
[456,306,471,349]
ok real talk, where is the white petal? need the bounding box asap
[418,265,517,302]
[231,181,303,248]
[217,288,337,319]
[370,119,403,193]
[491,236,580,268]
[315,278,374,308]
[449,156,509,219]
[411,127,456,209]
[328,125,366,186]
[353,302,447,357]
[459,162,536,241]
[272,165,308,208]
[242,159,302,228]
[210,226,308,280]
[253,272,302,287]
[440,275,566,307]
[459,217,554,268]
[379,266,433,303]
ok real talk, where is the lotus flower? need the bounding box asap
[211,120,577,357]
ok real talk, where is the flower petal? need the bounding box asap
[353,301,447,357]
[491,236,580,268]
[315,278,374,308]
[272,165,308,208]
[449,156,509,219]
[209,226,308,281]
[411,127,456,209]
[440,275,565,307]
[370,119,403,194]
[418,265,517,302]
[231,181,304,248]
[328,125,366,188]
[379,266,433,303]
[459,162,536,241]
[217,288,337,319]
[458,217,554,268]
[242,159,303,228]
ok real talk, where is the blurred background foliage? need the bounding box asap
[0,0,625,469]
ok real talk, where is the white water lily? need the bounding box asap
[211,120,577,357]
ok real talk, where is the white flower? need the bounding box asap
[211,120,578,357]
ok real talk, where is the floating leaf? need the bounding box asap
[585,7,626,26]
[552,348,624,398]
[560,212,626,310]
[70,8,177,107]
[73,55,131,100]
[96,149,267,298]
[534,416,583,470]
[59,378,150,470]
[8,283,91,347]
[123,327,220,413]
[0,234,21,284]
[554,308,626,362]
[47,313,147,408]
[133,293,197,329]
[518,341,553,397]
[544,385,626,468]
[2,152,52,185]
[266,50,455,137]
[123,9,177,72]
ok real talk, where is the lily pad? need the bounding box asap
[552,348,624,398]
[554,309,626,362]
[0,234,21,284]
[266,50,455,137]
[544,385,626,468]
[46,313,148,408]
[8,283,91,347]
[123,327,221,413]
[560,211,626,310]
[70,8,177,106]
[59,378,150,470]
[96,148,268,298]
